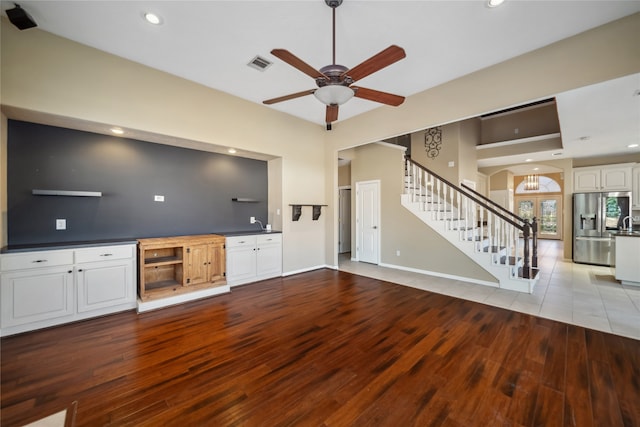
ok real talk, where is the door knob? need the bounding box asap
[372,226,378,229]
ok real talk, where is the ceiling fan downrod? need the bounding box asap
[325,0,343,65]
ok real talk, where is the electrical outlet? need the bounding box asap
[396,250,400,256]
[250,216,256,224]
[56,219,66,230]
[154,195,165,202]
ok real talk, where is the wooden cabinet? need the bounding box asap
[632,167,640,209]
[0,243,136,336]
[573,164,633,192]
[185,241,226,286]
[226,233,282,287]
[138,235,226,303]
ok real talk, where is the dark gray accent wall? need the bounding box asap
[7,120,268,245]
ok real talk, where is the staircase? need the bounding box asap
[402,157,540,293]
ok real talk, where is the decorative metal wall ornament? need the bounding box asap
[424,126,442,159]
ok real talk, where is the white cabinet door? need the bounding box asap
[601,166,632,191]
[76,259,134,313]
[256,243,282,279]
[1,266,74,328]
[632,167,640,209]
[226,247,257,286]
[574,168,601,192]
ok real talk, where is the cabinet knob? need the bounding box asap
[68,270,73,274]
[78,269,83,272]
[32,259,48,263]
[100,253,113,257]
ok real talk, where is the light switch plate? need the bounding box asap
[154,195,165,202]
[56,219,66,230]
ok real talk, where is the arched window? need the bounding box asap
[515,176,561,194]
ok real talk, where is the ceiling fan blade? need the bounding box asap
[271,49,327,80]
[342,45,406,82]
[352,86,405,106]
[326,104,339,124]
[263,89,316,105]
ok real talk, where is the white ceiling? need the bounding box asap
[2,1,640,167]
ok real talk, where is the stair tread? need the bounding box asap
[517,267,540,280]
[499,255,522,265]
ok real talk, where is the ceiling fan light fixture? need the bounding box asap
[144,12,162,25]
[487,0,505,8]
[314,85,354,106]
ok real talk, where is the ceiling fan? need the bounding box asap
[263,0,406,130]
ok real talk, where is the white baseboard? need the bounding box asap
[137,285,230,313]
[378,262,498,288]
[282,264,329,277]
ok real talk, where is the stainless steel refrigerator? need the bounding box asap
[573,191,631,266]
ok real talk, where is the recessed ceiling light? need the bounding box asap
[110,128,124,135]
[628,143,639,148]
[144,12,162,25]
[533,167,539,171]
[551,152,563,156]
[487,0,505,8]
[525,158,533,162]
[579,136,591,141]
[228,148,237,154]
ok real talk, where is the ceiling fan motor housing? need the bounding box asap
[316,64,353,87]
[325,0,343,9]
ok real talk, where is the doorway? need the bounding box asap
[338,188,351,254]
[515,195,563,240]
[356,180,380,264]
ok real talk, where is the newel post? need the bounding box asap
[522,219,531,279]
[531,217,538,269]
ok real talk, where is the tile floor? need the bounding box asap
[338,240,640,340]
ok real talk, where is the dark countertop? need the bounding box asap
[1,238,138,254]
[220,230,282,237]
[1,231,282,254]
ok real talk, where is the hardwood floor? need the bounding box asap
[2,269,639,426]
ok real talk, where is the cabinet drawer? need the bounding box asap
[1,250,73,271]
[257,234,282,245]
[226,236,257,248]
[75,245,134,263]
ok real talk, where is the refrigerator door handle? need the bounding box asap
[597,196,602,234]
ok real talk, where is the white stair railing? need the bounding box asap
[404,157,538,279]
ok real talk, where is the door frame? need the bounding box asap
[355,180,381,264]
[515,194,563,240]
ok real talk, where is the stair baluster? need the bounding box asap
[402,156,539,292]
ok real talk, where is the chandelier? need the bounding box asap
[524,174,540,191]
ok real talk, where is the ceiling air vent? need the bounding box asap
[248,55,272,71]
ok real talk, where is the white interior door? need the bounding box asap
[356,181,380,264]
[338,188,351,253]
